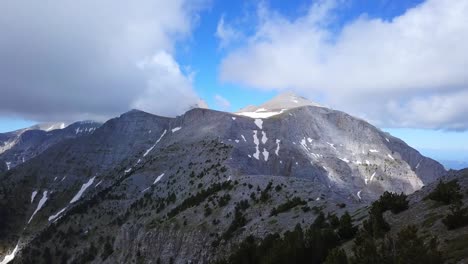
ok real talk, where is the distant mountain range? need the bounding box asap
[0,93,459,263]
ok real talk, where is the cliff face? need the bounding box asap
[0,96,446,263]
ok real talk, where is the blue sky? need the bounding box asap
[0,0,467,165]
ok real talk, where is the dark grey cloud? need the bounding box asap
[0,0,205,122]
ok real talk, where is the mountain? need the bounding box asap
[236,92,322,118]
[0,121,101,171]
[0,94,447,263]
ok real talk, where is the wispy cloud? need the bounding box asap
[214,94,231,110]
[219,0,468,130]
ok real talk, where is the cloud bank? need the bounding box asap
[0,0,206,122]
[220,0,468,130]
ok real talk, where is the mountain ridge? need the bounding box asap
[0,94,449,264]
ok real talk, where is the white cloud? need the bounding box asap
[215,15,243,49]
[0,0,207,122]
[220,0,468,130]
[214,94,231,110]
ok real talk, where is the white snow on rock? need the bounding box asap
[6,162,11,171]
[385,138,390,142]
[252,130,260,160]
[326,142,336,150]
[248,154,252,158]
[416,161,421,169]
[357,190,362,200]
[307,138,313,143]
[95,180,103,187]
[0,243,19,264]
[262,148,269,161]
[48,207,67,222]
[275,139,281,156]
[300,138,309,151]
[143,130,167,157]
[236,111,284,119]
[231,117,236,120]
[366,160,370,165]
[31,191,38,203]
[153,173,165,184]
[171,127,182,133]
[370,172,376,182]
[235,139,240,143]
[254,119,263,129]
[124,168,132,173]
[339,158,350,163]
[387,154,395,160]
[70,177,95,204]
[261,131,268,144]
[28,190,48,223]
[54,177,57,181]
[354,160,362,165]
[369,149,379,153]
[241,135,247,142]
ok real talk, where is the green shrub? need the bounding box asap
[325,248,348,264]
[377,191,409,214]
[270,197,307,216]
[337,212,358,240]
[442,203,468,230]
[425,180,463,205]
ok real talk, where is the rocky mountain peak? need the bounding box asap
[236,92,322,118]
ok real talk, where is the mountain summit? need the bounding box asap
[0,96,447,263]
[236,92,322,118]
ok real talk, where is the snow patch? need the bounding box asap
[385,138,390,142]
[48,207,67,222]
[370,172,376,182]
[28,190,48,223]
[369,149,379,153]
[153,173,165,184]
[387,154,394,160]
[365,160,370,165]
[124,168,132,173]
[261,131,268,144]
[326,142,336,150]
[252,130,260,160]
[357,190,362,200]
[231,117,236,120]
[339,158,350,163]
[241,135,247,142]
[307,138,313,143]
[416,161,421,169]
[262,149,269,161]
[0,243,19,264]
[143,130,167,157]
[237,111,282,119]
[31,191,38,203]
[171,127,182,133]
[6,162,11,171]
[235,139,239,143]
[254,119,263,129]
[95,180,103,187]
[70,177,95,204]
[275,139,281,156]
